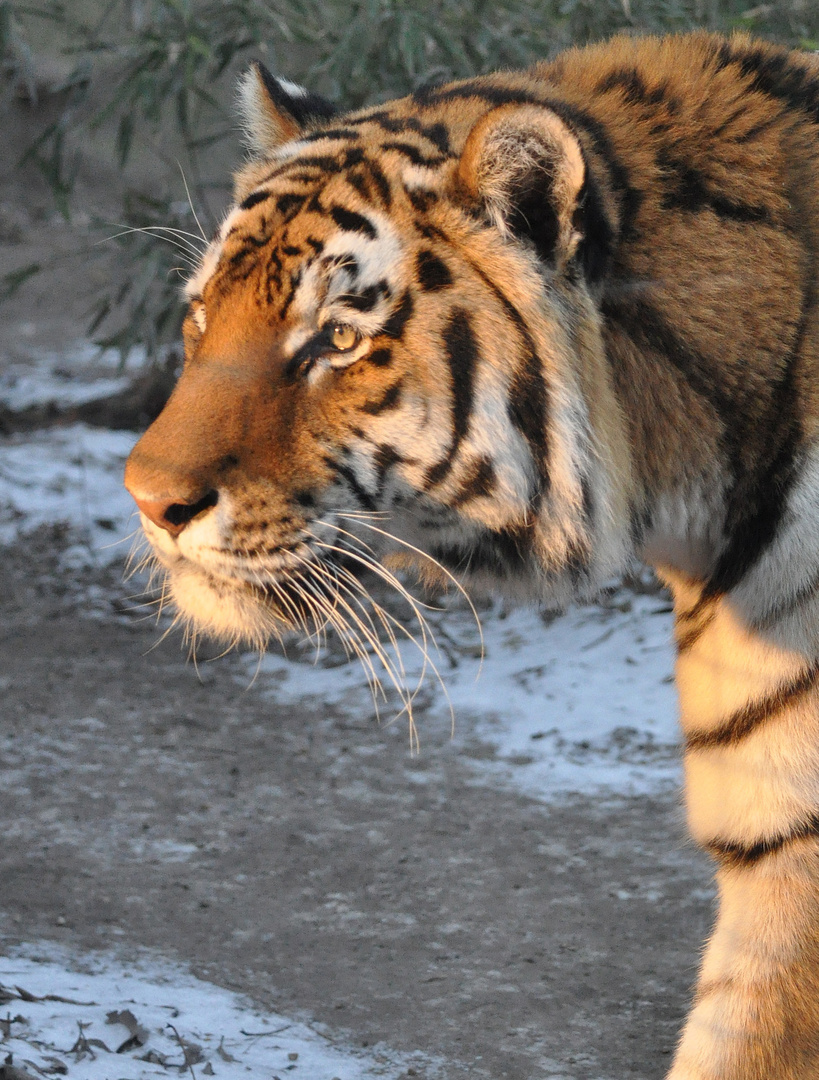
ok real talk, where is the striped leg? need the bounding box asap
[667,577,819,1079]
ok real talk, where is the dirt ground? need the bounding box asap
[0,534,714,1080]
[0,80,715,1080]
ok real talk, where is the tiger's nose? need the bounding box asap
[128,488,219,538]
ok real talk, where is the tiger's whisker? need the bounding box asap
[177,160,209,243]
[335,515,485,668]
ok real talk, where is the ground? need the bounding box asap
[0,79,715,1080]
[0,531,713,1079]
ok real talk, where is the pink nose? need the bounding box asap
[128,489,218,537]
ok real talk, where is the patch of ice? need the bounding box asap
[0,423,139,562]
[246,591,680,800]
[0,946,438,1079]
[0,341,147,411]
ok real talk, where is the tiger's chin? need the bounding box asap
[165,562,302,649]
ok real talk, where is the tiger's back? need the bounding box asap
[124,33,819,1079]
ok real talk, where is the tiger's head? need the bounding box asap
[124,62,633,648]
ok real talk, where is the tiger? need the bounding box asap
[123,30,819,1078]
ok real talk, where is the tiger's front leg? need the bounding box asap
[666,574,819,1078]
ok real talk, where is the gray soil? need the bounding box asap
[0,534,715,1079]
[0,73,714,1080]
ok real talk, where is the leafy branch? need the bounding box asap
[1,0,817,359]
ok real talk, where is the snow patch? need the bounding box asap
[245,590,680,800]
[0,946,437,1079]
[0,341,146,411]
[0,423,139,562]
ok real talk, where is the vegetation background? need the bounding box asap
[1,0,818,368]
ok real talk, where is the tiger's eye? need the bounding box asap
[331,324,358,351]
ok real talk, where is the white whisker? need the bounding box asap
[335,514,484,668]
[177,160,208,243]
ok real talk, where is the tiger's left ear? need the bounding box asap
[458,104,587,272]
[237,61,336,157]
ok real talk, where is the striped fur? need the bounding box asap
[125,33,819,1077]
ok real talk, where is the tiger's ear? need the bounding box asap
[458,104,587,272]
[237,61,336,156]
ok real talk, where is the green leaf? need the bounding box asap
[0,262,41,302]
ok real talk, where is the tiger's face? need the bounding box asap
[124,64,632,647]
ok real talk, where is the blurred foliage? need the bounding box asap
[1,0,818,358]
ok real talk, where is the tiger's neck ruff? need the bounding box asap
[125,32,819,1080]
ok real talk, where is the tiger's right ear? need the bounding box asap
[457,104,589,274]
[237,61,336,157]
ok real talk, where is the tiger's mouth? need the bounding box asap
[140,520,403,646]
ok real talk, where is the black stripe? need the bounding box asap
[704,285,810,597]
[276,193,306,219]
[381,291,414,339]
[580,473,594,527]
[274,154,344,176]
[604,287,806,598]
[342,284,383,313]
[656,149,771,223]
[676,611,716,653]
[676,595,718,654]
[292,171,331,186]
[361,379,403,415]
[601,294,737,427]
[416,249,452,291]
[596,69,678,112]
[240,190,272,211]
[417,81,527,107]
[713,39,819,125]
[342,147,366,169]
[374,443,404,496]
[324,457,377,512]
[277,270,301,322]
[347,113,452,155]
[264,249,283,297]
[431,525,531,577]
[330,205,377,238]
[507,352,550,507]
[301,127,362,143]
[368,347,393,367]
[225,230,272,279]
[424,309,477,488]
[565,538,591,584]
[364,159,392,209]
[575,171,615,284]
[418,121,451,155]
[407,188,438,213]
[629,503,652,549]
[707,813,819,868]
[343,161,392,210]
[733,115,783,145]
[380,141,447,168]
[451,456,496,506]
[686,663,819,750]
[345,172,371,201]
